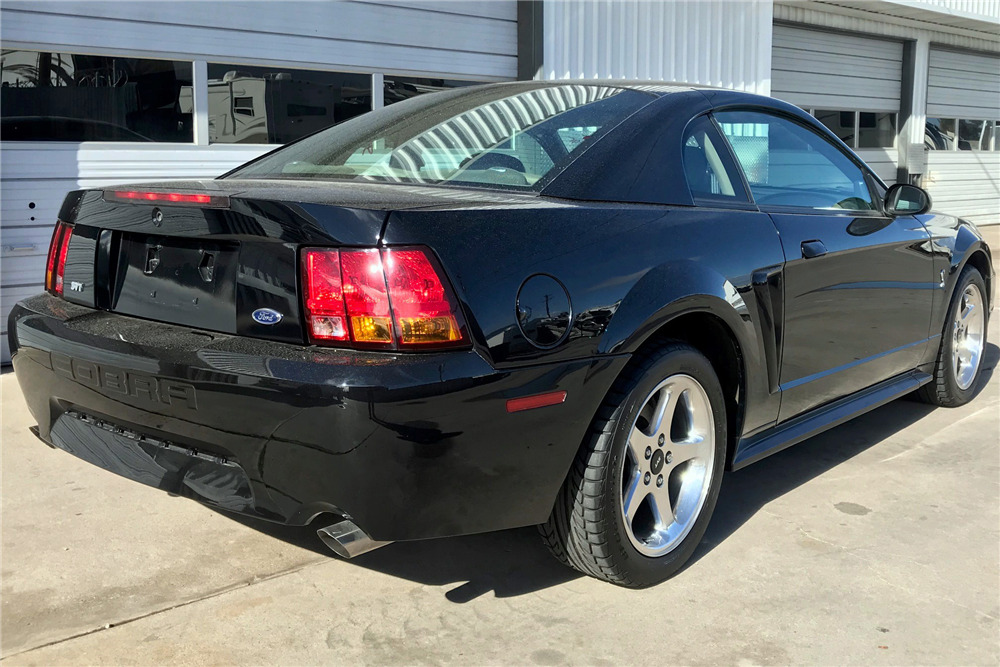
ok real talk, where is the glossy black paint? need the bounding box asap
[8,82,995,543]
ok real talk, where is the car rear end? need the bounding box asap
[8,182,619,543]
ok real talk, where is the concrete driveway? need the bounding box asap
[3,250,998,665]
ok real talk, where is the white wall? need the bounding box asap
[542,0,774,94]
[0,0,518,361]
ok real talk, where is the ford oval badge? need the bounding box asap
[252,308,283,325]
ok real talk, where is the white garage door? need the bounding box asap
[923,47,1000,227]
[771,24,903,184]
[0,0,518,363]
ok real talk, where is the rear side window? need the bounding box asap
[715,110,877,212]
[230,85,654,192]
[681,115,749,204]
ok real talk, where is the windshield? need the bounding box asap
[227,83,654,191]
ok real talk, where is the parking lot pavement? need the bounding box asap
[2,301,997,665]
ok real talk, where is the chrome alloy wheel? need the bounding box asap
[953,282,986,391]
[620,374,715,557]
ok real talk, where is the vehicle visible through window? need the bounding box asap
[205,64,372,144]
[0,50,192,142]
[926,118,998,150]
[811,110,896,149]
[716,110,877,211]
[229,84,654,191]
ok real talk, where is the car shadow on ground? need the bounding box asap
[221,343,998,601]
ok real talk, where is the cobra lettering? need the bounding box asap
[50,352,198,410]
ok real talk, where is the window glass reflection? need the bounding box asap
[958,119,989,151]
[814,110,855,146]
[925,118,957,150]
[383,76,480,105]
[206,64,372,144]
[1,50,192,142]
[857,112,896,148]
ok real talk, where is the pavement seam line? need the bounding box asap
[2,555,331,659]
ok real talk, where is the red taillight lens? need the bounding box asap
[300,246,467,350]
[302,249,349,342]
[45,221,73,296]
[383,248,464,345]
[340,249,394,346]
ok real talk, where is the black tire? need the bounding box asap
[917,265,989,407]
[540,342,727,587]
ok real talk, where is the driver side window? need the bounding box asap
[715,110,876,212]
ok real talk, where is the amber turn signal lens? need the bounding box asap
[397,316,462,343]
[350,316,394,343]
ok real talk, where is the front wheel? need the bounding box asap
[540,342,726,587]
[917,265,989,407]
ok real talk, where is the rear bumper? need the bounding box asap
[9,294,627,541]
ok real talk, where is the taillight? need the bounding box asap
[383,248,463,345]
[45,221,74,296]
[302,249,349,342]
[300,246,467,350]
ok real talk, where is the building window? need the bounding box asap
[206,64,372,144]
[810,110,896,149]
[926,118,999,151]
[0,50,192,142]
[383,76,481,105]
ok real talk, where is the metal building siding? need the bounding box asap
[924,151,1000,226]
[771,24,904,110]
[0,0,518,362]
[923,47,1000,227]
[0,143,272,361]
[926,47,1000,118]
[0,1,518,79]
[542,0,774,95]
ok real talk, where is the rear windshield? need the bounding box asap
[226,83,654,191]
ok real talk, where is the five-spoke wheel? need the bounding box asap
[620,374,715,556]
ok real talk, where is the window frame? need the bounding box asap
[711,106,888,218]
[806,108,899,150]
[680,113,754,208]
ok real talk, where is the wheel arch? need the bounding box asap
[628,310,747,470]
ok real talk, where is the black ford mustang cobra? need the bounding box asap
[9,82,993,587]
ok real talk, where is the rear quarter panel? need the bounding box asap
[383,200,786,436]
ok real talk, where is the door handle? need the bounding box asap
[801,240,828,259]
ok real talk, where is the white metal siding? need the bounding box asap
[926,47,1000,118]
[924,152,1000,226]
[771,24,904,110]
[0,143,271,362]
[855,148,900,184]
[0,1,518,361]
[542,0,774,94]
[0,1,517,80]
[924,47,1000,227]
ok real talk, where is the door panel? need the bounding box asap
[714,109,936,422]
[770,212,935,420]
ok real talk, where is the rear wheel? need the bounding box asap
[918,266,988,407]
[540,342,726,587]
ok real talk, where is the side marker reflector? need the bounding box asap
[506,391,568,413]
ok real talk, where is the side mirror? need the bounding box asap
[884,183,931,216]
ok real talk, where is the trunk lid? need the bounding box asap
[57,179,486,345]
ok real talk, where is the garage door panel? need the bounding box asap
[774,71,902,99]
[773,29,902,61]
[772,48,902,77]
[927,47,1000,119]
[772,25,902,111]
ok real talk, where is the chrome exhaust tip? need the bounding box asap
[316,519,391,558]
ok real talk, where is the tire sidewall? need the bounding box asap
[602,346,727,586]
[941,267,989,402]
